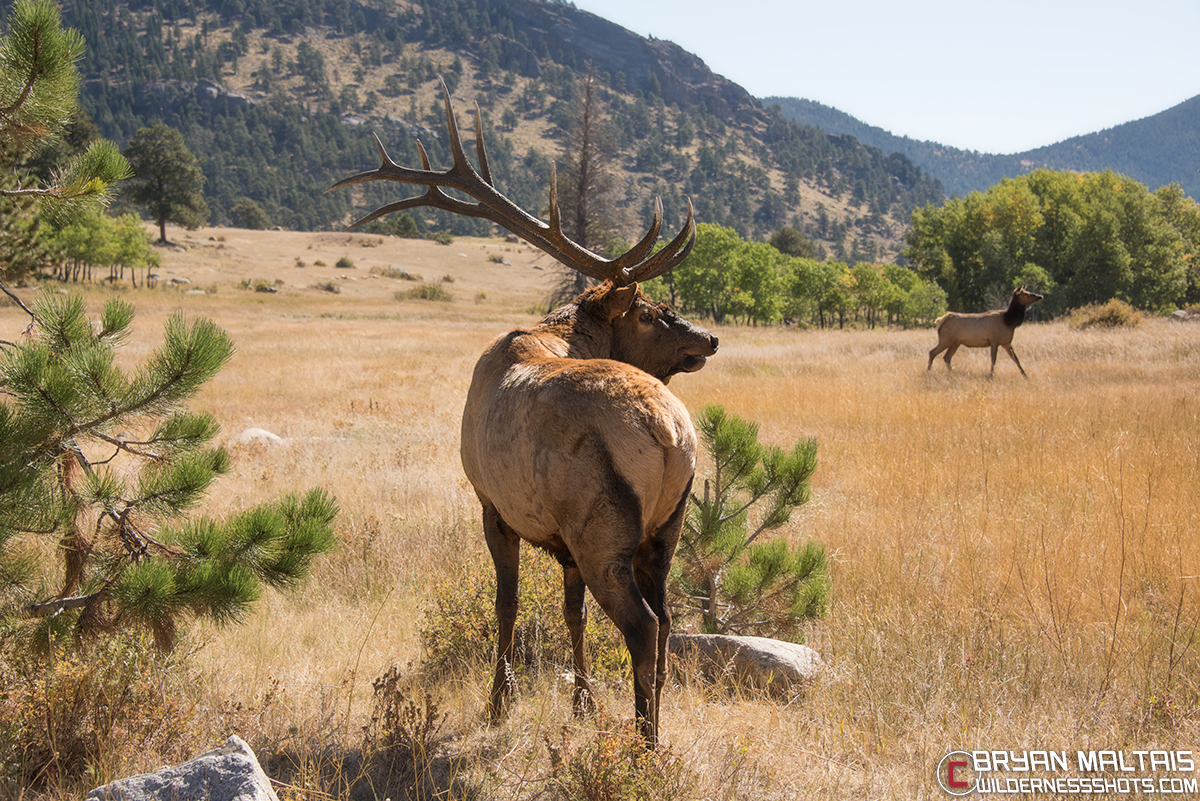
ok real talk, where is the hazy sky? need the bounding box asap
[572,0,1200,155]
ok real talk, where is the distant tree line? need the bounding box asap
[904,169,1200,315]
[646,223,948,329]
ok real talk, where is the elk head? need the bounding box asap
[327,77,716,377]
[1014,287,1044,307]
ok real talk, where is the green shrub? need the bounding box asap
[672,404,828,640]
[1068,298,1144,329]
[400,284,453,302]
[427,231,453,245]
[335,256,355,269]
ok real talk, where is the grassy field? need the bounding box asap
[4,224,1200,799]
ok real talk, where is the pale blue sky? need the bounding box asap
[573,0,1200,155]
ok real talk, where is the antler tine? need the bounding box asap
[474,104,493,185]
[607,197,663,281]
[327,77,696,285]
[626,198,697,284]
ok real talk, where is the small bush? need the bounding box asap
[0,633,194,792]
[369,266,422,281]
[362,666,447,790]
[1068,298,1144,329]
[487,253,506,264]
[400,284,453,302]
[335,256,355,269]
[427,231,453,245]
[418,551,626,685]
[440,274,455,283]
[314,281,341,294]
[546,714,700,801]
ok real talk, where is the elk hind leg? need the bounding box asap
[573,536,660,743]
[633,484,690,743]
[928,341,947,370]
[562,563,597,715]
[943,343,960,370]
[483,503,521,721]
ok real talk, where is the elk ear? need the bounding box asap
[599,283,640,322]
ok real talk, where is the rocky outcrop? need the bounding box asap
[86,736,277,801]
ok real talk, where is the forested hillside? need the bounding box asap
[765,95,1200,201]
[62,0,944,261]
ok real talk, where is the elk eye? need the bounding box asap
[639,311,654,324]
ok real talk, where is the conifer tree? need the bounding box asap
[550,64,621,305]
[122,124,210,244]
[0,0,130,222]
[672,404,828,640]
[0,293,338,649]
[0,0,129,283]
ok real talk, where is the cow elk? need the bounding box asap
[329,79,718,745]
[928,287,1044,377]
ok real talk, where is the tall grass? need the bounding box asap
[4,230,1199,797]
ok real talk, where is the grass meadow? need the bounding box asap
[4,225,1200,799]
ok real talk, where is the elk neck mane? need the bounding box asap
[1003,292,1028,329]
[528,290,622,360]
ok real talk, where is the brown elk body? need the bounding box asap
[329,79,718,745]
[928,287,1044,377]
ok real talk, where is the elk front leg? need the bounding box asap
[483,503,520,721]
[1002,343,1028,378]
[562,563,597,715]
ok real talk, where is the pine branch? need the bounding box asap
[27,593,91,616]
[0,281,36,322]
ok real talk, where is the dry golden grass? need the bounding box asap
[5,224,1200,798]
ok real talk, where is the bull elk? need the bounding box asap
[928,287,1044,377]
[329,79,718,745]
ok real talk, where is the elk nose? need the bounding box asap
[709,335,720,351]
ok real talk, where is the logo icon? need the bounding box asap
[936,751,976,796]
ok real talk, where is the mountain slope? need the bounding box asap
[764,95,1200,200]
[62,0,943,263]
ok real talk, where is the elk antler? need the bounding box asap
[326,76,695,286]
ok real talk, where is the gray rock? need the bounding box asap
[228,428,286,447]
[668,633,822,693]
[86,735,277,801]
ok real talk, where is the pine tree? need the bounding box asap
[550,64,621,305]
[0,0,129,281]
[671,404,828,640]
[122,123,210,243]
[0,293,338,649]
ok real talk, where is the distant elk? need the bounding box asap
[928,287,1044,377]
[330,79,718,745]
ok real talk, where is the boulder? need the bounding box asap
[228,428,286,447]
[86,735,278,801]
[668,633,822,693]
